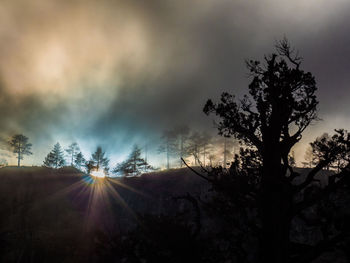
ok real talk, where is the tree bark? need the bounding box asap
[260,153,293,263]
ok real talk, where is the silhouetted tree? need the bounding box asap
[65,142,80,166]
[43,143,65,168]
[74,152,86,171]
[113,145,153,176]
[85,160,95,174]
[90,146,109,172]
[203,38,323,263]
[8,134,32,167]
[309,133,344,171]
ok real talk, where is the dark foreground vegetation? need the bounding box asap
[0,166,349,263]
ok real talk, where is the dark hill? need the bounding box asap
[0,166,335,262]
[0,166,211,262]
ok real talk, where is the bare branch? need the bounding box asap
[275,37,302,69]
[181,158,211,182]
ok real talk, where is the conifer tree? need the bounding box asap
[90,146,109,172]
[74,152,86,171]
[114,145,153,176]
[43,143,65,169]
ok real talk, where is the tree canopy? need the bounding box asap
[90,146,109,172]
[201,39,350,263]
[43,143,65,169]
[114,145,153,176]
[8,134,33,167]
[74,152,86,171]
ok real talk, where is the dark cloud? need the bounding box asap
[1,0,350,165]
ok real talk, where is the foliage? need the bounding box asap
[84,160,95,174]
[74,152,86,171]
[201,38,350,262]
[309,131,349,171]
[90,146,109,172]
[43,143,66,169]
[113,145,153,176]
[8,134,33,167]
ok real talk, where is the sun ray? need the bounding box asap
[107,177,152,198]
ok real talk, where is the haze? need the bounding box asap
[1,0,350,166]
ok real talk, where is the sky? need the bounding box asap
[1,0,350,167]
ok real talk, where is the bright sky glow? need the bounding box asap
[90,169,106,178]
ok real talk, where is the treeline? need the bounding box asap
[1,127,244,176]
[2,136,151,176]
[1,128,330,177]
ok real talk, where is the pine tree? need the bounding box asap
[8,134,33,167]
[74,152,86,171]
[90,146,109,172]
[43,143,65,168]
[85,160,95,174]
[114,145,153,176]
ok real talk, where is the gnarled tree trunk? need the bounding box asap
[260,152,293,263]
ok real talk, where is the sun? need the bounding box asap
[90,169,106,178]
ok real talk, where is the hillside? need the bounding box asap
[0,166,211,262]
[0,166,340,262]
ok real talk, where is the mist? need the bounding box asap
[1,0,350,166]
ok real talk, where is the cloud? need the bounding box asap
[1,0,350,165]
